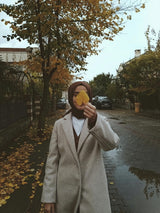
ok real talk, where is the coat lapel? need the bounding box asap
[77,118,90,153]
[62,113,90,158]
[62,113,79,162]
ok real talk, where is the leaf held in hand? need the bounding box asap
[76,90,89,106]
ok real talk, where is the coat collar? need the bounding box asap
[62,112,90,160]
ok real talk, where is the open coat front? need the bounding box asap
[41,112,119,213]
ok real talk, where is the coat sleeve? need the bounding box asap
[89,113,119,151]
[41,122,59,203]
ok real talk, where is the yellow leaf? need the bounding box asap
[22,182,27,185]
[135,8,140,13]
[127,15,132,20]
[39,183,43,186]
[5,196,10,200]
[29,195,34,199]
[0,199,7,206]
[0,178,5,183]
[141,3,145,9]
[109,181,114,185]
[76,90,89,106]
[8,183,14,187]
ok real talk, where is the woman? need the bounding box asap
[41,81,119,213]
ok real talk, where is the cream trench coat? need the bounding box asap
[41,112,119,213]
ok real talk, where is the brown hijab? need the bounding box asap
[67,81,92,119]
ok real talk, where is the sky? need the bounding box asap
[0,0,160,82]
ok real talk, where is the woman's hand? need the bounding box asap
[44,203,55,213]
[84,103,97,119]
[84,103,97,128]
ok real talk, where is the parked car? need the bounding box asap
[92,96,112,109]
[56,98,67,109]
[92,96,97,106]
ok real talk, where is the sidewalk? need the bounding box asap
[0,112,63,213]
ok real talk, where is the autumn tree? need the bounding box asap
[118,53,160,106]
[118,27,160,109]
[0,0,145,132]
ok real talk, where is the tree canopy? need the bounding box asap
[89,73,113,96]
[0,0,145,74]
[118,52,160,102]
[118,27,160,108]
[0,0,145,130]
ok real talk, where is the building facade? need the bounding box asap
[0,47,29,63]
[0,47,38,63]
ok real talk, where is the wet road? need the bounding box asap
[100,109,160,213]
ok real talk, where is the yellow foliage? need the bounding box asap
[0,0,146,118]
[50,57,73,84]
[109,181,114,185]
[127,15,132,20]
[135,8,140,13]
[0,142,34,207]
[141,3,145,9]
[26,124,53,143]
[0,122,51,207]
[5,21,10,25]
[76,90,89,106]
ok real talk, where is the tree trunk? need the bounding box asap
[37,76,50,135]
[51,87,57,114]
